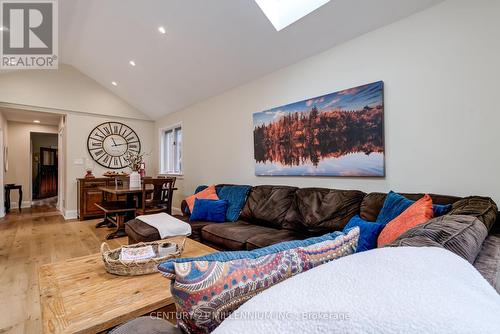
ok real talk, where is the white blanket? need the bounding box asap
[136,213,191,239]
[215,247,500,334]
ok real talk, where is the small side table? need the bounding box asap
[5,184,22,213]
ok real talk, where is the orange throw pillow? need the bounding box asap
[185,185,219,213]
[377,194,434,247]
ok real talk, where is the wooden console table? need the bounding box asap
[77,178,113,220]
[4,184,22,213]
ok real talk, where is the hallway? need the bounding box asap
[30,196,58,213]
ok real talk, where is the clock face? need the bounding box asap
[87,122,141,169]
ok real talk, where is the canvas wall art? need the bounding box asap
[253,81,384,176]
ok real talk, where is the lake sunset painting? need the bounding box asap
[253,81,385,177]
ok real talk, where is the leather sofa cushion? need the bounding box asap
[448,196,498,231]
[176,214,218,242]
[386,215,488,264]
[188,220,218,241]
[246,230,308,250]
[473,235,500,293]
[360,192,461,222]
[201,222,278,250]
[284,188,365,233]
[240,185,298,228]
[125,219,161,243]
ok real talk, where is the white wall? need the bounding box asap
[57,116,66,213]
[0,111,7,217]
[155,0,500,207]
[5,122,59,206]
[0,65,155,218]
[0,64,149,120]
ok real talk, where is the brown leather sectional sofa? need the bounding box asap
[125,184,499,251]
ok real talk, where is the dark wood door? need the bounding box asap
[38,147,58,199]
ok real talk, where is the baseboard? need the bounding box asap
[10,200,32,209]
[63,210,78,220]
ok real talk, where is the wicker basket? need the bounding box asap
[101,237,186,276]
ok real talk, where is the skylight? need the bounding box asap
[255,0,330,31]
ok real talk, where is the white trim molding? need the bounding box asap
[10,200,32,209]
[157,173,184,180]
[0,102,153,122]
[63,209,78,220]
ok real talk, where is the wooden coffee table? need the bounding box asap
[39,238,216,334]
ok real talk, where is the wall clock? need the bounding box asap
[87,122,141,169]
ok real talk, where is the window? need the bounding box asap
[255,0,330,31]
[160,124,182,174]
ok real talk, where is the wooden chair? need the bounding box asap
[95,176,129,229]
[136,177,176,216]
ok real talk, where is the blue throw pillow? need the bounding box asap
[343,215,385,252]
[376,191,453,225]
[194,185,208,194]
[217,185,252,222]
[190,199,228,223]
[433,203,453,216]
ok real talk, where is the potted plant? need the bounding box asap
[124,151,146,188]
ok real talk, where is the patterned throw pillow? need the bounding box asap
[378,194,434,247]
[185,185,219,213]
[158,227,360,334]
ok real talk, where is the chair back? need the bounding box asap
[141,177,176,214]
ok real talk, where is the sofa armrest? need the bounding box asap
[181,200,190,217]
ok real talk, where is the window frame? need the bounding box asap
[159,122,183,176]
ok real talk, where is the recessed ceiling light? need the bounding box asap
[255,0,330,31]
[158,26,166,34]
[129,60,136,66]
[33,120,40,123]
[111,81,118,86]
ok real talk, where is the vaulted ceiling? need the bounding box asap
[59,0,443,119]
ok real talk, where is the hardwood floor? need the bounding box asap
[0,208,127,334]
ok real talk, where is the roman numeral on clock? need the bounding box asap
[87,122,141,169]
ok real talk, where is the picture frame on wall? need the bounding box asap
[253,81,384,177]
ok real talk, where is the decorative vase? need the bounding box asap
[129,171,141,188]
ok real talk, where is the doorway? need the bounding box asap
[31,132,58,202]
